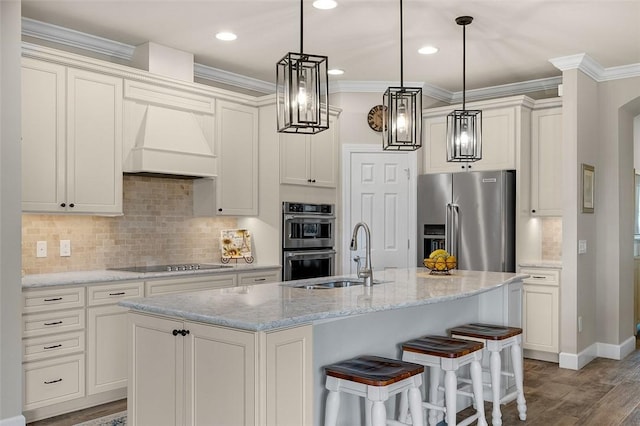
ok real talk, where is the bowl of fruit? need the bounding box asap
[423,249,457,274]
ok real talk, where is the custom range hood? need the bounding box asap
[123,42,216,178]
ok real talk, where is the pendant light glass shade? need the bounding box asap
[383,87,422,151]
[383,0,422,151]
[276,1,329,134]
[446,16,482,162]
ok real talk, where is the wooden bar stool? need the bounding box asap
[450,323,527,426]
[401,335,488,426]
[324,355,424,426]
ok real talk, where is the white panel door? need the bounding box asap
[349,152,410,272]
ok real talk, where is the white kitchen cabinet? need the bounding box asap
[86,281,144,395]
[144,274,237,296]
[530,102,563,216]
[128,313,257,426]
[423,97,532,174]
[280,115,338,187]
[237,269,281,286]
[521,268,560,361]
[21,58,123,215]
[128,312,312,426]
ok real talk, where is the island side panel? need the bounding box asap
[312,291,491,426]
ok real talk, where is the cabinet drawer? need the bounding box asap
[88,281,144,306]
[23,354,85,410]
[521,268,560,286]
[145,274,237,296]
[237,270,280,286]
[23,287,85,314]
[23,331,85,362]
[23,309,85,338]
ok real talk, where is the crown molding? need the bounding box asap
[455,76,562,103]
[193,63,274,94]
[549,53,640,82]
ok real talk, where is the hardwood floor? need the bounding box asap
[27,340,640,425]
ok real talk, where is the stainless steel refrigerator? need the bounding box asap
[417,170,516,272]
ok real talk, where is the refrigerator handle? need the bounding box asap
[451,204,460,259]
[445,203,452,254]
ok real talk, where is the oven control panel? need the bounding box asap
[283,202,333,215]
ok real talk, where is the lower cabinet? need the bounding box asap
[145,273,236,296]
[521,268,560,361]
[128,312,312,426]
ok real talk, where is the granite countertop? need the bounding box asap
[119,268,528,332]
[22,263,281,288]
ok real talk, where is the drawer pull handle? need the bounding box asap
[44,378,62,384]
[44,297,63,302]
[109,292,126,296]
[254,278,266,282]
[44,321,63,326]
[44,344,62,350]
[172,329,190,337]
[531,276,547,279]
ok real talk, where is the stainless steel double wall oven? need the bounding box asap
[282,202,336,281]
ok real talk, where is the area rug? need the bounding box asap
[73,411,126,426]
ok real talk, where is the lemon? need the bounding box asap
[435,257,447,271]
[424,258,436,269]
[446,255,457,269]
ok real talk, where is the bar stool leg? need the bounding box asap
[408,385,424,426]
[444,370,457,426]
[489,350,502,426]
[511,343,527,421]
[397,390,409,423]
[371,400,386,426]
[365,399,373,426]
[324,390,340,426]
[428,366,441,426]
[470,359,488,426]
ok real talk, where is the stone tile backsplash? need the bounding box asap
[22,175,237,274]
[541,217,562,260]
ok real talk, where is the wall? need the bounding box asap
[1,1,25,424]
[22,176,237,274]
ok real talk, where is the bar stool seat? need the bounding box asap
[324,355,424,426]
[401,335,488,426]
[450,323,527,426]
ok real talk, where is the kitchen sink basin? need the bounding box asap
[287,279,384,290]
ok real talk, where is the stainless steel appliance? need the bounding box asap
[417,170,516,272]
[282,202,336,281]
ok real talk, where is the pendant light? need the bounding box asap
[382,0,422,151]
[446,16,482,162]
[276,0,329,134]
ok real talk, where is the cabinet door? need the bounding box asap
[280,133,311,185]
[66,68,123,214]
[87,305,129,395]
[309,118,337,188]
[184,322,257,426]
[216,101,259,215]
[21,58,66,212]
[128,313,184,426]
[531,107,563,216]
[522,284,559,353]
[265,325,313,426]
[237,269,281,286]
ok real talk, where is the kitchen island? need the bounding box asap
[120,267,526,426]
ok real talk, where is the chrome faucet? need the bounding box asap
[350,222,373,286]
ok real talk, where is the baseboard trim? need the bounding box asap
[559,335,636,370]
[0,415,26,426]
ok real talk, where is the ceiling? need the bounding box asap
[21,0,640,96]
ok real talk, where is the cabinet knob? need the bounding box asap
[307,179,312,183]
[60,203,66,207]
[172,329,179,336]
[218,208,223,212]
[531,209,536,213]
[311,179,316,183]
[69,203,75,208]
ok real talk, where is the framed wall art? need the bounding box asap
[582,163,595,213]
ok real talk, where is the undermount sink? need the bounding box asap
[287,279,384,290]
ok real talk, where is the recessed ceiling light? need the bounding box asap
[328,69,344,75]
[216,32,237,41]
[313,0,337,10]
[418,46,438,55]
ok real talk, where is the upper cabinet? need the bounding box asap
[22,58,123,215]
[530,100,563,216]
[280,114,338,188]
[193,100,259,216]
[422,97,532,174]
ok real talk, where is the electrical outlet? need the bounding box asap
[60,240,71,257]
[578,240,587,254]
[36,241,47,258]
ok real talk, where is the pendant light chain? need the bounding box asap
[299,0,304,54]
[462,21,466,110]
[399,0,404,89]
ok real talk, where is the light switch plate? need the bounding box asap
[60,240,71,257]
[578,240,587,254]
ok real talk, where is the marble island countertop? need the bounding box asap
[22,263,281,288]
[119,268,528,332]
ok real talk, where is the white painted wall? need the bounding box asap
[1,1,26,425]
